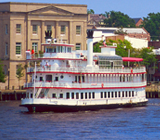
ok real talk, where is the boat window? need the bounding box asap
[59,93,63,98]
[92,92,95,99]
[66,92,70,99]
[81,92,83,99]
[55,77,58,81]
[82,76,85,82]
[67,47,71,52]
[89,92,91,99]
[76,92,79,99]
[104,92,106,98]
[85,92,87,99]
[132,91,134,97]
[46,75,52,82]
[112,92,114,98]
[101,92,103,98]
[75,76,77,82]
[72,92,74,99]
[129,91,131,97]
[122,91,124,97]
[108,92,110,98]
[118,91,121,97]
[115,91,117,98]
[52,93,56,98]
[125,91,128,97]
[40,77,43,81]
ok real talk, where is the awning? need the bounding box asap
[122,57,143,62]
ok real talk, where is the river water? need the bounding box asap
[0,99,160,140]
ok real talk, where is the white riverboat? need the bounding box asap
[20,30,148,112]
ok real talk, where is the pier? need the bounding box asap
[146,83,160,98]
[0,89,26,101]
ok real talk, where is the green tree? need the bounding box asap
[104,11,136,28]
[16,64,24,87]
[87,9,95,14]
[0,60,6,83]
[142,12,160,41]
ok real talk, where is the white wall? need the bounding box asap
[125,36,148,49]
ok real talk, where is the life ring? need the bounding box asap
[101,83,104,88]
[131,68,133,73]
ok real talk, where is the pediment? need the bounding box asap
[29,5,74,15]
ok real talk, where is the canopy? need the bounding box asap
[122,57,143,62]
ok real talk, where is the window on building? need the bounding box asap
[76,26,81,35]
[32,43,38,53]
[16,24,21,33]
[16,42,21,55]
[5,24,8,34]
[47,25,52,31]
[5,43,8,55]
[33,25,38,34]
[76,43,81,50]
[4,65,7,75]
[61,25,65,35]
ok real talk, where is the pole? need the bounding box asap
[128,49,130,67]
[33,61,36,98]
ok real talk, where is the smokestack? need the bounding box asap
[86,30,94,69]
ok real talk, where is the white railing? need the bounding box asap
[24,81,146,89]
[27,66,146,74]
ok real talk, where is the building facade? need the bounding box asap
[0,2,87,89]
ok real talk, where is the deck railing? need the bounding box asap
[27,66,146,74]
[24,81,146,89]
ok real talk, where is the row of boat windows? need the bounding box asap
[45,46,72,53]
[52,91,135,99]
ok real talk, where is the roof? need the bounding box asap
[90,14,107,22]
[122,57,143,62]
[97,55,122,60]
[95,27,148,34]
[132,18,142,24]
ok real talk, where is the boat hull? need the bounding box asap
[20,101,148,112]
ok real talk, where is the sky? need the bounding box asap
[1,0,160,18]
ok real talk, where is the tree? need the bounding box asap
[104,11,136,28]
[16,64,24,87]
[142,12,160,41]
[0,60,6,83]
[87,9,95,14]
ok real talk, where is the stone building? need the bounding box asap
[0,2,87,89]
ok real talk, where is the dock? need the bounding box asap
[0,89,26,101]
